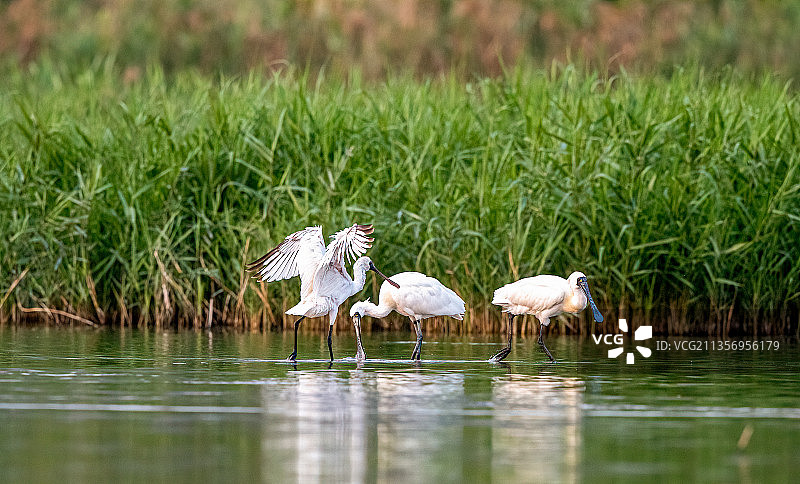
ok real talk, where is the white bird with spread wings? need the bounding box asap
[246,224,398,362]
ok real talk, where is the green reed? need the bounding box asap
[1,62,798,335]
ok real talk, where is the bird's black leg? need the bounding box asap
[538,323,555,362]
[327,324,334,362]
[287,316,305,361]
[490,314,514,362]
[410,318,418,359]
[411,320,423,360]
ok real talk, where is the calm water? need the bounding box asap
[0,325,798,483]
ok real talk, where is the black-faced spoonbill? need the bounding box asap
[349,272,465,360]
[489,271,603,362]
[246,224,398,361]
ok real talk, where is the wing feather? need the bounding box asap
[246,226,325,289]
[321,224,375,269]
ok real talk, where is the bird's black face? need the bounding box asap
[577,276,604,323]
[369,262,400,288]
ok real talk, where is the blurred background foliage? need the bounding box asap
[2,0,800,81]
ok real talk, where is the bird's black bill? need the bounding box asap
[352,314,366,360]
[369,262,400,288]
[578,278,604,322]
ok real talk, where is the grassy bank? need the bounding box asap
[1,63,799,335]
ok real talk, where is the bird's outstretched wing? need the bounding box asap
[320,224,374,272]
[246,227,325,291]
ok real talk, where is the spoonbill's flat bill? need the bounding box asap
[349,271,465,360]
[246,224,397,361]
[490,271,603,362]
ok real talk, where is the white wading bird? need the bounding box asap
[349,272,465,361]
[246,224,398,362]
[490,271,603,362]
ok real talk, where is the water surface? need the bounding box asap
[0,326,797,483]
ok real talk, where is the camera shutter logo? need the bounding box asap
[606,319,653,364]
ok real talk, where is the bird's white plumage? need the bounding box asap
[350,272,465,322]
[349,271,465,360]
[247,224,375,318]
[248,226,325,297]
[321,224,375,269]
[492,272,589,326]
[489,271,602,362]
[247,223,395,361]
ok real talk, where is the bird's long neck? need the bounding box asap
[351,264,369,296]
[361,300,393,319]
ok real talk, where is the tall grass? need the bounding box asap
[1,62,799,335]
